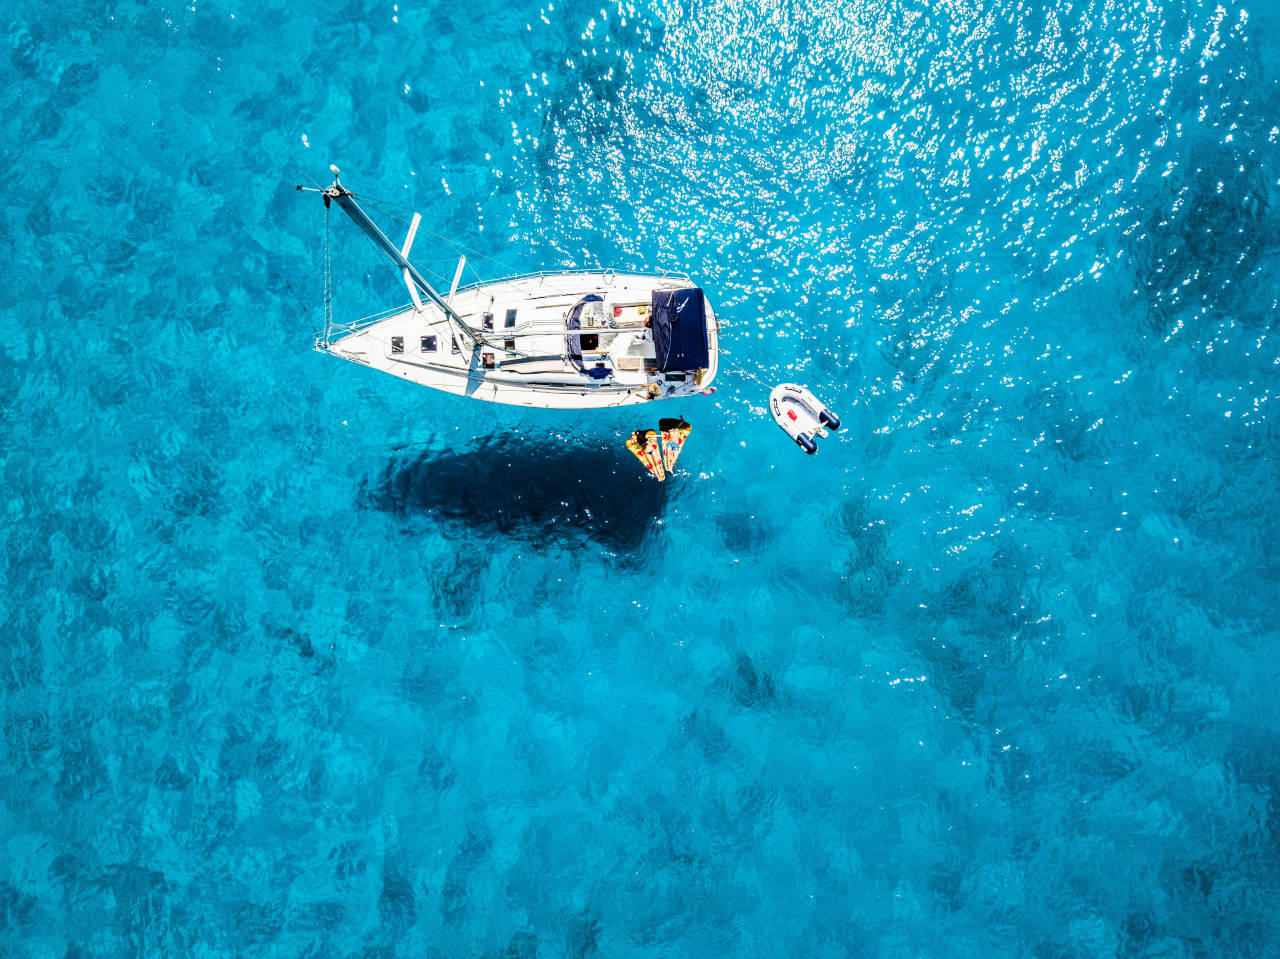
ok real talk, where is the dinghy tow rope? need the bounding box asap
[717,345,775,394]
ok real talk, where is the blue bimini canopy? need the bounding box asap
[651,288,709,372]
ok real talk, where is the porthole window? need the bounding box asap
[421,335,437,352]
[390,336,404,353]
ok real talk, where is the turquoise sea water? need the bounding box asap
[4,0,1279,955]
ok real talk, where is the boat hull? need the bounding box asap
[319,270,719,410]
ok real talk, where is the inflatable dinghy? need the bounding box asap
[769,383,840,454]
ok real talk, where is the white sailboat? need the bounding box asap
[300,167,720,410]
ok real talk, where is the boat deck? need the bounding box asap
[319,271,719,409]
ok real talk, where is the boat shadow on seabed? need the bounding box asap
[361,432,670,552]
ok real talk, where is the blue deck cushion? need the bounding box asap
[651,288,709,372]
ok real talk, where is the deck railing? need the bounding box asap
[319,267,693,343]
[453,265,691,294]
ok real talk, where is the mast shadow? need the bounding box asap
[363,433,670,551]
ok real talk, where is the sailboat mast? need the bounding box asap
[322,173,483,350]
